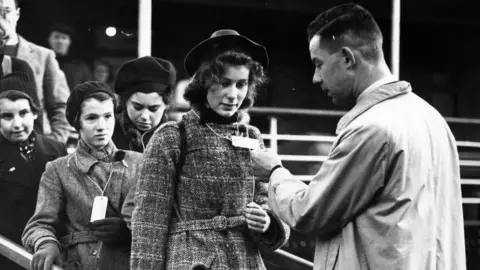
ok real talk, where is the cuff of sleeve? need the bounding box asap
[269,165,283,179]
[34,237,61,253]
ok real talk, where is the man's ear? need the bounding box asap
[33,113,38,120]
[340,47,355,69]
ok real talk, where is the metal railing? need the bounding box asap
[0,235,63,270]
[0,233,311,270]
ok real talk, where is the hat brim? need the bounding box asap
[184,35,269,77]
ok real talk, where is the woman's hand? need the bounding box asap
[88,217,131,244]
[31,242,61,270]
[245,202,271,233]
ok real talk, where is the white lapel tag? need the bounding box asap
[231,135,260,150]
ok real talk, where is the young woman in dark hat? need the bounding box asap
[22,81,143,270]
[130,29,290,270]
[112,56,176,153]
[0,73,66,270]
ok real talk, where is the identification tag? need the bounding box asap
[231,135,260,150]
[90,196,108,222]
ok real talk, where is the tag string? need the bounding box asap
[76,154,115,196]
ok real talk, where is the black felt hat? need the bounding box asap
[184,29,269,77]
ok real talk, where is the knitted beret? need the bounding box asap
[66,81,116,130]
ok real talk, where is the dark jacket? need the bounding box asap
[0,132,66,270]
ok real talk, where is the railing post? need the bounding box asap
[391,0,401,79]
[138,0,152,57]
[269,117,278,153]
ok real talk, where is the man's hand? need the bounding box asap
[88,217,130,244]
[31,242,62,270]
[245,202,271,233]
[250,148,283,176]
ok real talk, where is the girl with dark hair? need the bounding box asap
[22,81,143,270]
[130,29,289,270]
[112,56,176,153]
[0,74,66,270]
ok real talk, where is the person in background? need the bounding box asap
[112,56,176,153]
[251,3,466,269]
[22,81,142,270]
[0,0,71,143]
[130,29,289,269]
[0,73,66,270]
[92,58,113,88]
[48,22,92,91]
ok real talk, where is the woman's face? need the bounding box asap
[78,98,115,150]
[126,92,166,132]
[206,65,249,118]
[0,98,37,143]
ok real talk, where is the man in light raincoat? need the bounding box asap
[251,3,466,270]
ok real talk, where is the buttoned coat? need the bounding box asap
[131,110,290,270]
[0,132,66,270]
[15,36,71,143]
[22,140,143,270]
[268,81,466,270]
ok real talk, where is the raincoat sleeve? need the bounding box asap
[130,123,181,270]
[22,161,65,252]
[250,127,290,250]
[268,124,390,239]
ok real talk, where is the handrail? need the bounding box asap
[249,107,480,125]
[273,249,315,268]
[262,134,480,149]
[0,235,63,270]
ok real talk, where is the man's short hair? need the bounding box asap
[307,3,383,61]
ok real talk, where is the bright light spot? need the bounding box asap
[106,27,117,37]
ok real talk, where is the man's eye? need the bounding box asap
[134,105,143,111]
[148,106,160,112]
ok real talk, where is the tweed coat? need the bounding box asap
[268,81,466,270]
[22,139,143,270]
[14,36,71,143]
[0,132,66,270]
[131,110,290,270]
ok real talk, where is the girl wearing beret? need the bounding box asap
[22,81,143,270]
[0,74,66,270]
[130,30,290,270]
[112,56,176,153]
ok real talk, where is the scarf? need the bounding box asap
[16,133,36,162]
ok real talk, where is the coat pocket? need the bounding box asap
[63,246,82,270]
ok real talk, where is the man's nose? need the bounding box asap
[312,72,323,84]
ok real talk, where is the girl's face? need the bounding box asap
[206,65,249,118]
[126,92,166,132]
[0,98,37,143]
[78,98,115,150]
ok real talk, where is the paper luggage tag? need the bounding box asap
[231,135,260,150]
[90,196,108,222]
